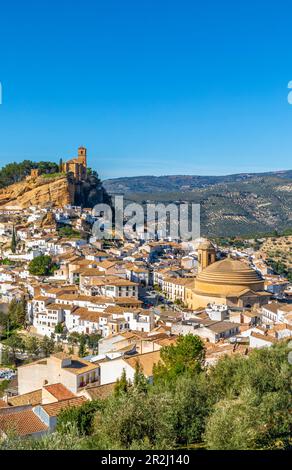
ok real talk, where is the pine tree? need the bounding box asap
[133,361,148,394]
[114,368,129,396]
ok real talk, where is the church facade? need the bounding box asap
[185,240,271,310]
[62,146,87,181]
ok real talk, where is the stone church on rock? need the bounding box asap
[62,146,87,181]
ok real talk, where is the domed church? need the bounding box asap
[185,240,271,309]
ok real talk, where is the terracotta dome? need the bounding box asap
[194,258,264,296]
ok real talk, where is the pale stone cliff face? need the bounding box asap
[0,174,111,209]
[0,175,72,208]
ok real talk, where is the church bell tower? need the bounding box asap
[77,146,87,167]
[197,240,216,273]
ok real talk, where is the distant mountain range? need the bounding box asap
[103,170,292,237]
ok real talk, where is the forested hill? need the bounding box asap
[103,170,292,193]
[103,170,292,237]
[0,161,59,188]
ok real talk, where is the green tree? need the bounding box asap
[55,323,64,334]
[0,347,11,366]
[0,424,83,450]
[0,311,9,338]
[68,332,81,346]
[57,400,102,436]
[5,333,25,364]
[133,362,148,394]
[0,160,59,189]
[40,335,55,357]
[153,334,205,384]
[28,255,57,276]
[204,395,258,450]
[164,374,210,446]
[87,333,101,353]
[78,334,88,357]
[25,336,41,358]
[7,298,27,330]
[11,226,17,254]
[0,379,10,397]
[93,390,174,449]
[7,299,19,330]
[58,226,81,239]
[14,298,27,327]
[114,369,130,397]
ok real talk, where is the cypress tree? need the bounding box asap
[11,226,17,254]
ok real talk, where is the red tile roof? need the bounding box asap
[0,409,48,436]
[43,383,76,401]
[41,396,87,417]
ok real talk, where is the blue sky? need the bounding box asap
[0,0,292,179]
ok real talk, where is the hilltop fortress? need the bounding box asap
[0,146,111,209]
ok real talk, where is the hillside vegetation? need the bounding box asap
[104,171,292,237]
[0,161,59,188]
[1,337,291,450]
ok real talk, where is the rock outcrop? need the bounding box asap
[0,175,71,208]
[0,174,111,209]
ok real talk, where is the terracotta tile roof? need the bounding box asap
[63,356,100,375]
[250,332,277,343]
[45,303,72,311]
[207,321,240,333]
[104,306,127,314]
[154,337,177,347]
[43,383,76,401]
[72,307,109,321]
[56,294,114,304]
[76,268,105,276]
[51,352,71,360]
[41,396,86,417]
[83,382,115,400]
[8,389,42,407]
[96,260,119,269]
[0,409,48,436]
[124,350,161,377]
[114,297,143,305]
[34,296,51,301]
[91,276,138,287]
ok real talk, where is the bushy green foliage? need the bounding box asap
[25,336,41,358]
[28,255,57,276]
[41,172,65,179]
[40,335,55,357]
[0,424,84,450]
[3,333,25,364]
[153,334,205,383]
[58,226,81,239]
[0,380,10,397]
[57,401,103,436]
[54,322,64,334]
[0,258,14,266]
[78,334,88,357]
[1,338,291,450]
[0,160,59,188]
[0,298,27,340]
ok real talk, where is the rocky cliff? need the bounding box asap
[0,173,110,209]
